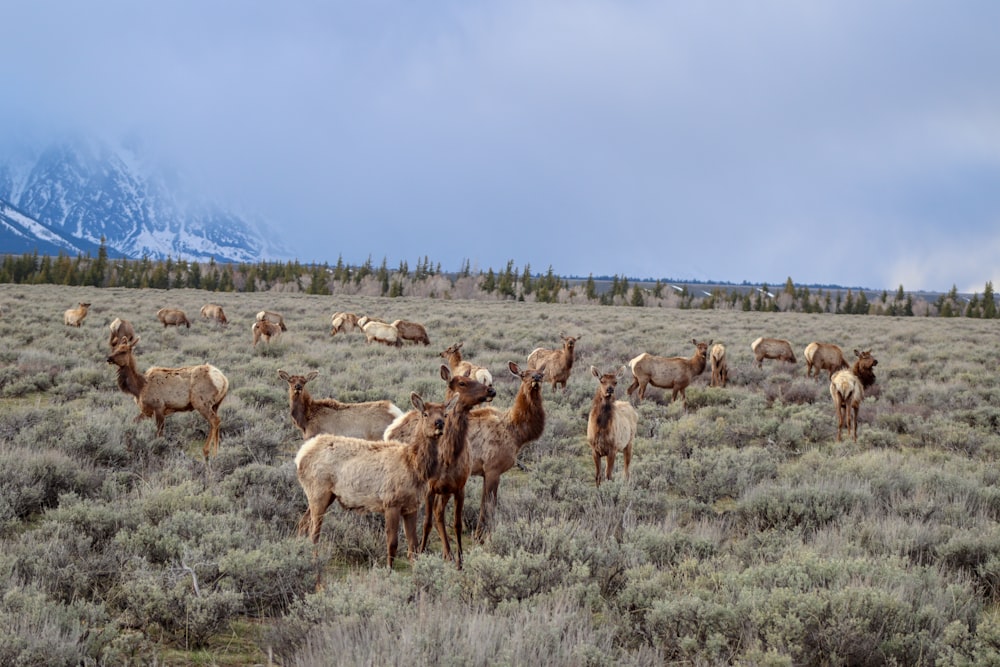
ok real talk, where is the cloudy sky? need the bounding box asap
[3,1,998,292]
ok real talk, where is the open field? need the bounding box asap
[3,283,1000,665]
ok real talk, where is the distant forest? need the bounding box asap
[1,245,997,318]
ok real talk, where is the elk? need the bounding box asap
[63,302,91,327]
[109,317,136,347]
[295,393,452,568]
[392,319,431,346]
[277,369,403,440]
[156,308,190,328]
[252,319,283,347]
[526,333,581,392]
[105,335,229,459]
[750,337,796,367]
[804,342,848,380]
[440,341,493,388]
[627,339,711,407]
[256,310,287,331]
[829,349,878,442]
[588,366,638,486]
[709,343,728,388]
[200,303,228,326]
[330,312,360,336]
[360,318,401,347]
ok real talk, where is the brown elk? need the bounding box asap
[751,337,796,367]
[252,319,283,347]
[440,341,493,388]
[588,366,638,486]
[156,308,190,328]
[710,343,728,388]
[526,333,581,392]
[627,339,711,407]
[106,335,229,459]
[256,310,287,331]
[829,349,878,442]
[277,369,403,439]
[109,317,136,347]
[200,303,228,326]
[392,319,431,346]
[330,312,360,336]
[295,393,452,568]
[804,342,848,380]
[63,302,91,327]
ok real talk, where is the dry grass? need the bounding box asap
[3,282,1000,664]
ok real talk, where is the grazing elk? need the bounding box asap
[156,308,191,328]
[440,341,493,388]
[330,312,360,336]
[750,337,796,367]
[359,317,401,347]
[296,393,452,568]
[106,335,229,459]
[109,317,136,347]
[63,302,91,327]
[256,310,287,331]
[392,319,431,346]
[277,369,403,440]
[627,339,711,407]
[252,319,283,347]
[526,333,581,392]
[200,303,228,326]
[710,343,728,388]
[588,366,638,486]
[804,342,848,380]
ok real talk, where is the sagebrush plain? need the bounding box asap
[3,283,1000,666]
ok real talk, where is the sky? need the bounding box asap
[2,1,999,293]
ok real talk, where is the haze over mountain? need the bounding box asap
[0,137,283,263]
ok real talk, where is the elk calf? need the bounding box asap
[527,333,581,392]
[64,302,91,327]
[588,366,638,486]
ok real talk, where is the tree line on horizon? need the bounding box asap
[1,246,996,319]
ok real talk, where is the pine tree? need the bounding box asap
[984,281,997,318]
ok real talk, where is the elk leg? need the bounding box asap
[402,510,419,563]
[385,507,401,569]
[474,473,501,542]
[623,443,632,481]
[419,491,435,553]
[593,452,602,487]
[606,451,616,481]
[432,494,452,562]
[454,489,465,570]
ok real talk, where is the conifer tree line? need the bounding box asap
[0,244,996,318]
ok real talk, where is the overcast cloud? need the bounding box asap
[3,1,998,292]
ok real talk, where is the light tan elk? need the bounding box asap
[627,339,711,407]
[256,310,287,331]
[252,319,283,347]
[295,393,452,568]
[63,302,91,327]
[106,335,229,459]
[329,312,360,336]
[277,369,403,440]
[588,366,638,486]
[710,343,728,388]
[527,333,581,392]
[200,303,228,326]
[829,349,878,442]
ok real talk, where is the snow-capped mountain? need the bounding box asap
[0,137,284,262]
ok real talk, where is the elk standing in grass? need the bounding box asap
[392,319,431,345]
[200,304,228,326]
[710,343,728,388]
[252,319,283,347]
[256,310,287,331]
[751,337,796,367]
[330,312,360,336]
[588,366,638,486]
[804,342,848,380]
[295,393,452,568]
[829,348,878,442]
[63,302,91,327]
[440,341,493,388]
[278,369,403,440]
[106,335,229,459]
[109,317,136,347]
[527,333,581,392]
[627,339,711,407]
[156,308,190,328]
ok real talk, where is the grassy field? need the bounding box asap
[3,282,1000,666]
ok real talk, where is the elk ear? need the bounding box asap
[130,335,141,348]
[591,365,600,378]
[410,392,425,412]
[277,370,290,382]
[305,370,319,382]
[616,365,627,379]
[508,361,520,376]
[439,364,452,381]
